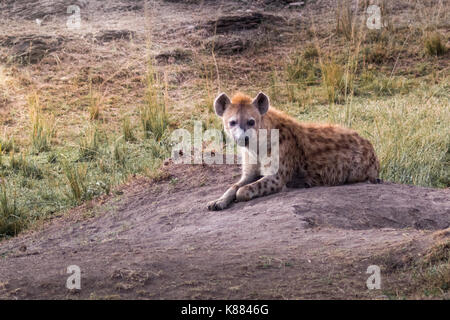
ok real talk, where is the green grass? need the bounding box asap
[0,182,25,237]
[140,58,169,141]
[0,135,16,154]
[28,94,54,154]
[0,132,171,238]
[0,57,172,239]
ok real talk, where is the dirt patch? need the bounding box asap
[203,12,284,35]
[101,1,143,13]
[198,11,287,55]
[292,183,449,230]
[0,35,65,64]
[0,162,448,299]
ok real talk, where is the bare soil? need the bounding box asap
[0,161,449,299]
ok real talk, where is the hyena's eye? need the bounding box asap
[229,120,237,127]
[247,119,255,126]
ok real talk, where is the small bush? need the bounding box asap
[302,45,319,60]
[122,116,136,142]
[363,43,389,64]
[79,126,100,161]
[28,94,54,153]
[424,32,448,56]
[113,139,127,167]
[9,152,43,179]
[413,241,449,297]
[286,54,321,86]
[88,86,101,121]
[0,182,25,238]
[0,136,16,154]
[321,60,354,104]
[62,161,88,203]
[140,59,169,140]
[357,72,413,96]
[335,0,354,41]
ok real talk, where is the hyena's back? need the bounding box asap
[286,122,380,187]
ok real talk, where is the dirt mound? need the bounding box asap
[292,183,449,230]
[0,162,448,299]
[101,1,143,13]
[204,12,284,34]
[200,12,285,55]
[0,35,65,64]
[0,0,88,20]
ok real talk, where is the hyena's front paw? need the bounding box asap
[207,198,231,211]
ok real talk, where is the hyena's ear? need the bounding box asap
[252,92,269,115]
[214,93,231,117]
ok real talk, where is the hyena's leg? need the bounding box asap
[207,166,259,211]
[236,174,285,202]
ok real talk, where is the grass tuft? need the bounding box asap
[28,93,54,153]
[0,182,25,238]
[424,32,448,56]
[140,58,169,140]
[9,152,43,179]
[79,126,100,161]
[62,161,88,204]
[0,135,16,154]
[122,116,136,142]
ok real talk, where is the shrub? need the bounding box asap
[140,59,169,140]
[424,32,448,56]
[79,126,100,161]
[0,182,25,238]
[28,94,54,153]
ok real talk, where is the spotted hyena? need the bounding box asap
[207,92,380,211]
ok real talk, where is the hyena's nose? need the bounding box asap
[245,136,249,146]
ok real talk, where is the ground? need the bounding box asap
[0,161,449,299]
[0,0,449,299]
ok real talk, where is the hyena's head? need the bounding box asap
[214,92,269,147]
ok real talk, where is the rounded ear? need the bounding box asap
[214,93,231,117]
[252,92,269,115]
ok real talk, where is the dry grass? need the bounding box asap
[412,240,450,298]
[424,32,448,56]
